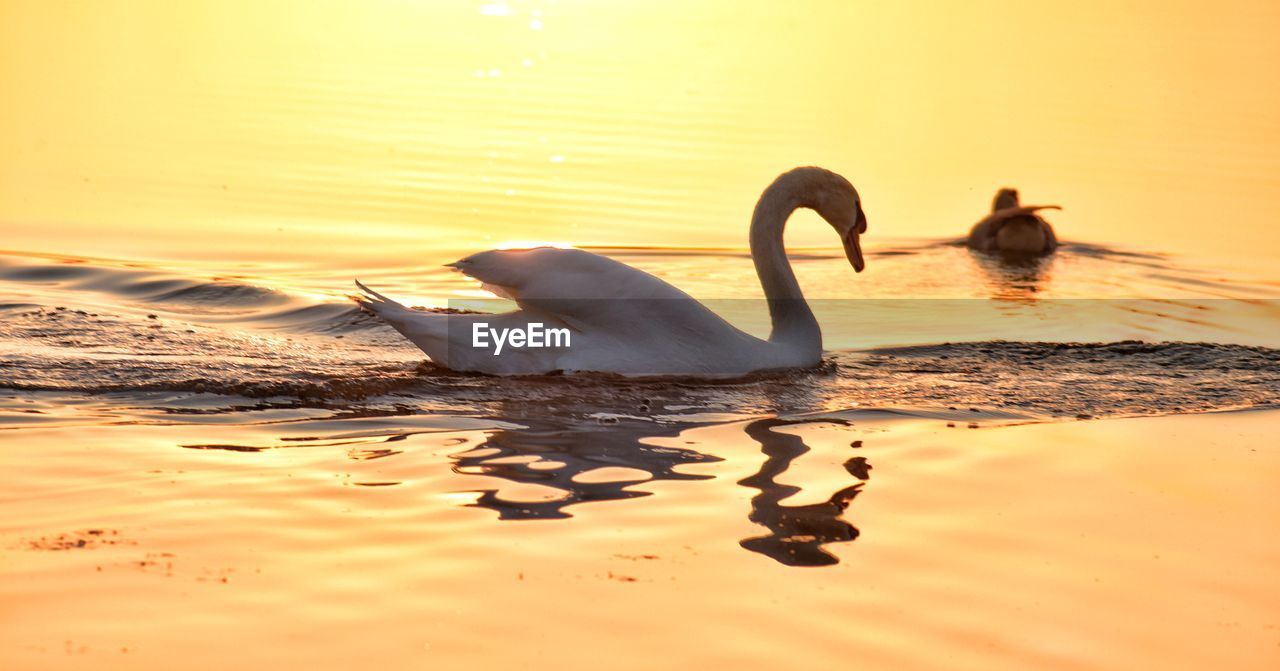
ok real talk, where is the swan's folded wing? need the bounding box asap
[447,247,726,332]
[448,247,692,301]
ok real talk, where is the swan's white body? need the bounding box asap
[355,167,866,377]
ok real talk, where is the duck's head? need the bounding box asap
[992,188,1020,212]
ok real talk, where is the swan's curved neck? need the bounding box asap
[750,180,820,352]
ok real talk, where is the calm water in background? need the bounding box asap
[3,1,1280,263]
[3,1,1280,669]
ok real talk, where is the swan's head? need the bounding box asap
[789,167,867,272]
[993,188,1020,212]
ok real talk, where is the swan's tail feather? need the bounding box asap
[351,279,410,319]
[351,280,452,363]
[354,278,395,304]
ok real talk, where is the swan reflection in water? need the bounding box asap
[452,415,869,567]
[738,417,868,567]
[451,417,720,519]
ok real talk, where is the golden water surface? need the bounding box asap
[3,2,1280,670]
[3,0,1280,264]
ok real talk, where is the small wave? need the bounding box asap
[0,264,102,282]
[1,253,310,319]
[853,341,1280,419]
[234,303,383,334]
[0,252,411,336]
[0,302,40,312]
[143,282,290,309]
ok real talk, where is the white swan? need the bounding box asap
[353,166,866,376]
[966,188,1060,254]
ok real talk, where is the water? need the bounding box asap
[5,3,1280,260]
[3,240,1278,530]
[4,1,1280,668]
[4,241,1278,414]
[5,235,1280,671]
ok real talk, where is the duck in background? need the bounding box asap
[966,188,1061,255]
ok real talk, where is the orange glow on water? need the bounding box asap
[2,5,1280,669]
[2,1,1279,263]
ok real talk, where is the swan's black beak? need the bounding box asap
[843,230,864,273]
[843,207,867,273]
